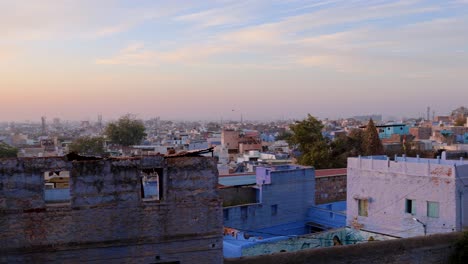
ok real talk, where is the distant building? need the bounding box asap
[435,116,451,123]
[410,127,432,140]
[376,124,409,139]
[352,115,382,123]
[347,156,468,238]
[222,129,240,154]
[238,137,262,154]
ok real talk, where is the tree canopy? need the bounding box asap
[68,136,105,156]
[0,142,18,158]
[105,115,147,146]
[363,119,384,156]
[286,115,386,169]
[287,114,331,169]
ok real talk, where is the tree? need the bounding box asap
[454,116,467,126]
[287,114,331,169]
[69,136,105,156]
[105,115,146,146]
[362,119,384,156]
[347,128,365,156]
[0,142,18,158]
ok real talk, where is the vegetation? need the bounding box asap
[454,116,467,126]
[0,142,18,158]
[329,129,364,168]
[287,116,386,169]
[452,106,468,126]
[69,136,106,156]
[105,115,147,146]
[362,119,384,156]
[287,114,331,169]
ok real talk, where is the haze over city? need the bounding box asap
[1,0,468,121]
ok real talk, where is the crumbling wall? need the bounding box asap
[0,155,223,264]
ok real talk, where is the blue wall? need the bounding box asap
[307,201,346,229]
[378,125,409,139]
[44,188,71,202]
[223,166,315,232]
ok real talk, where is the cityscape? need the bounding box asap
[1,1,468,264]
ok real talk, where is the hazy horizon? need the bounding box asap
[1,1,467,122]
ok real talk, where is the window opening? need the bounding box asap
[405,199,416,215]
[358,199,368,217]
[141,168,163,200]
[44,170,70,203]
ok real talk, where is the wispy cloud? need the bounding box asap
[0,0,189,41]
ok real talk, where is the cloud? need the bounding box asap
[0,0,189,41]
[95,0,468,80]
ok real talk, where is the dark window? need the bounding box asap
[241,206,248,220]
[271,204,278,216]
[405,199,416,215]
[223,209,229,221]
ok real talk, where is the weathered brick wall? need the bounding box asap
[315,175,346,204]
[225,232,462,264]
[0,156,223,264]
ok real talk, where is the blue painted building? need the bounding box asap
[222,165,348,257]
[223,165,315,233]
[376,124,409,139]
[464,132,468,144]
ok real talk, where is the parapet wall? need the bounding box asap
[225,232,462,264]
[0,155,223,264]
[348,157,462,178]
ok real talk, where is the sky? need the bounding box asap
[1,0,468,122]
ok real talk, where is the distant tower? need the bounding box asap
[98,114,103,130]
[41,116,47,135]
[432,111,435,122]
[426,107,430,121]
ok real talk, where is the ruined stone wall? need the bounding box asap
[315,175,346,204]
[0,156,223,264]
[224,232,461,264]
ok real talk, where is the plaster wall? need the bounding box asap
[347,157,463,237]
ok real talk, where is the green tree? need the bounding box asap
[0,142,18,158]
[363,119,384,156]
[69,136,105,156]
[329,134,351,168]
[105,115,146,146]
[287,114,331,169]
[347,128,365,156]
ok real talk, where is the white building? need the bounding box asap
[347,156,468,238]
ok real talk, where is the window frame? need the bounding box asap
[405,199,416,215]
[358,199,368,217]
[427,201,439,218]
